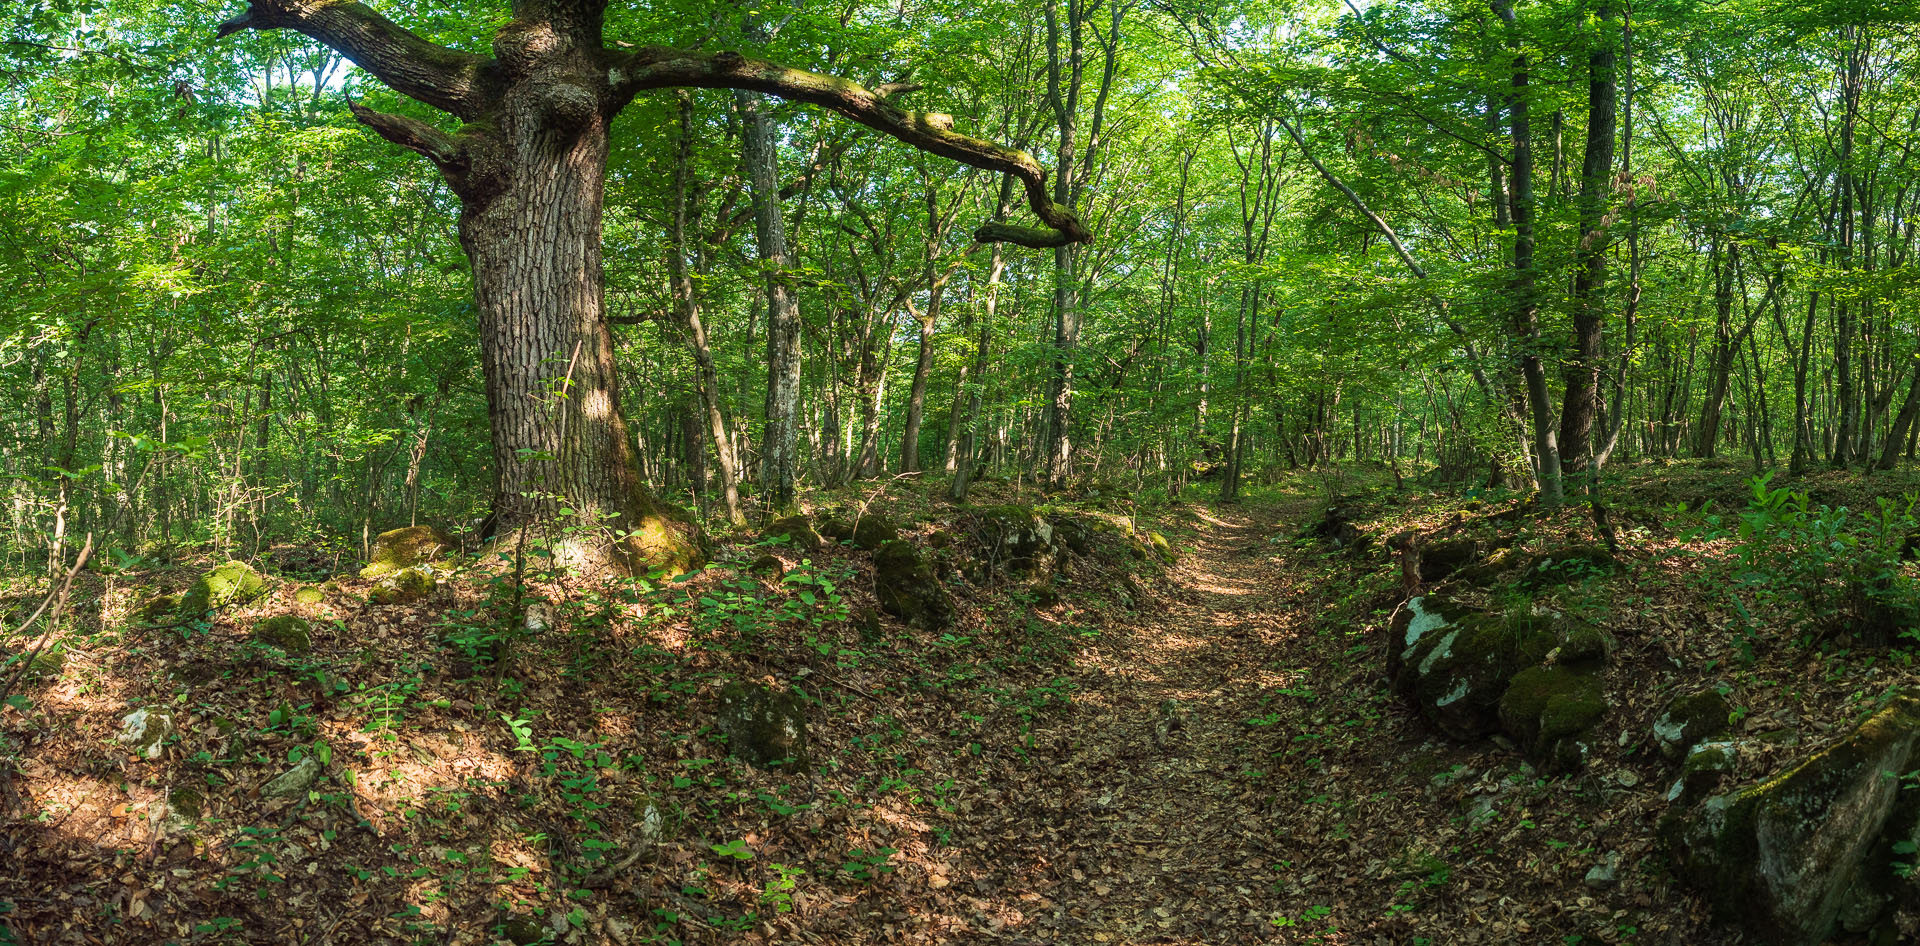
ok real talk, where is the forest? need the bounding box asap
[4,0,1920,942]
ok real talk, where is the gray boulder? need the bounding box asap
[1653,689,1733,761]
[1666,697,1920,945]
[262,754,324,798]
[1389,597,1556,740]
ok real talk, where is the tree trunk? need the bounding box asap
[739,90,804,515]
[1557,2,1616,479]
[1495,0,1562,506]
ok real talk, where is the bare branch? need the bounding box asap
[347,101,464,167]
[611,49,1093,248]
[216,0,499,118]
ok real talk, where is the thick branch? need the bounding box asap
[218,0,498,118]
[347,101,464,167]
[611,49,1093,248]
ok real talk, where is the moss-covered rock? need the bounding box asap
[1667,741,1741,806]
[1654,689,1733,761]
[1146,531,1177,565]
[974,506,1067,579]
[762,515,823,551]
[292,585,325,606]
[151,785,204,837]
[370,567,434,605]
[1389,597,1558,740]
[181,561,266,614]
[1498,664,1607,772]
[747,553,786,580]
[1667,697,1920,946]
[136,593,180,622]
[849,513,900,548]
[717,681,810,772]
[873,540,954,630]
[252,615,312,654]
[359,525,453,580]
[115,707,176,760]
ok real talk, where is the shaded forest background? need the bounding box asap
[5,0,1912,563]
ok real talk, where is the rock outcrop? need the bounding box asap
[1666,697,1920,946]
[359,525,453,580]
[1390,596,1611,770]
[872,540,953,629]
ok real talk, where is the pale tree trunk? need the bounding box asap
[738,88,804,516]
[217,0,1092,563]
[673,92,746,526]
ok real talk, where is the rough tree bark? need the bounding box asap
[216,0,1091,570]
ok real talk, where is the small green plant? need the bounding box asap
[710,839,754,861]
[760,863,805,913]
[839,847,896,883]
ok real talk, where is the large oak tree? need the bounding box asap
[215,0,1091,573]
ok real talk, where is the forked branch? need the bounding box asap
[217,0,499,118]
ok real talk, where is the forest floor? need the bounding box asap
[8,463,1920,944]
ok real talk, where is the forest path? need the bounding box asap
[976,501,1325,945]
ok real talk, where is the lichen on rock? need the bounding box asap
[1666,696,1920,946]
[1391,597,1557,740]
[1653,689,1733,761]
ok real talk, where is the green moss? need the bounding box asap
[762,515,823,551]
[293,585,324,606]
[181,561,266,614]
[359,525,453,580]
[253,615,312,654]
[1147,531,1176,564]
[872,540,953,629]
[370,567,434,605]
[136,593,180,622]
[1654,689,1733,760]
[1498,664,1607,770]
[849,513,900,548]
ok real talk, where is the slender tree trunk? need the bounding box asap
[673,93,745,526]
[1558,2,1616,479]
[740,90,804,514]
[1496,0,1562,506]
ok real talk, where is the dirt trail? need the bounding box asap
[971,504,1322,945]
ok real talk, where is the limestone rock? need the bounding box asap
[762,515,824,551]
[974,506,1067,579]
[717,681,810,772]
[252,615,312,654]
[1390,597,1556,739]
[371,567,434,605]
[1653,689,1733,761]
[292,585,325,606]
[181,561,266,614]
[1518,544,1619,590]
[262,754,324,798]
[1667,697,1920,946]
[116,707,176,760]
[632,794,670,845]
[872,540,953,630]
[1667,740,1741,806]
[359,525,453,580]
